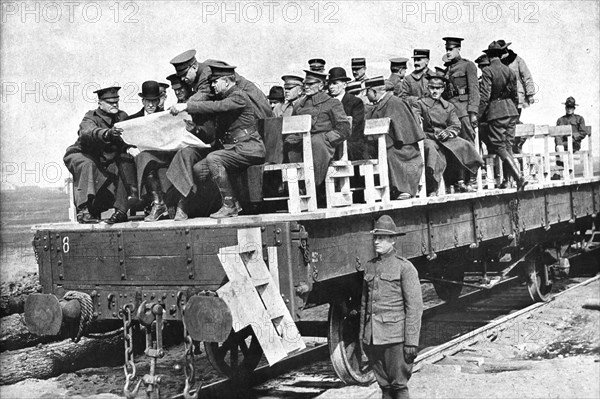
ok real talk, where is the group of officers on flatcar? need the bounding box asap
[64,36,588,226]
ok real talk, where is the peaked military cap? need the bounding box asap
[389,57,409,68]
[268,86,285,102]
[474,54,490,66]
[426,67,448,84]
[563,96,578,107]
[308,58,326,72]
[94,86,120,100]
[138,81,161,100]
[327,67,352,83]
[346,81,363,94]
[370,215,406,236]
[208,64,237,82]
[364,76,386,89]
[158,82,170,89]
[170,49,197,75]
[351,57,366,69]
[281,74,304,88]
[412,49,430,59]
[496,39,512,50]
[443,37,464,48]
[166,73,184,90]
[303,69,327,84]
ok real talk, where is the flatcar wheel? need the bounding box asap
[526,259,553,302]
[328,301,375,385]
[432,267,464,302]
[204,326,263,379]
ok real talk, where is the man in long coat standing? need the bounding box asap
[365,77,425,200]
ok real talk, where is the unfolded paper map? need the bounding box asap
[115,111,210,151]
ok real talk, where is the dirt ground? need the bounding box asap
[319,278,600,399]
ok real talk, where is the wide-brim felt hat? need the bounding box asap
[483,41,504,55]
[496,40,512,50]
[370,215,406,236]
[138,81,161,100]
[563,96,578,107]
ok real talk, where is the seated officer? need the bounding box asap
[63,86,134,224]
[413,70,483,195]
[285,70,351,190]
[556,96,588,153]
[170,64,266,219]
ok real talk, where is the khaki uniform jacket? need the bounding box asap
[557,114,588,143]
[445,56,480,118]
[478,59,519,122]
[360,249,423,346]
[400,67,434,105]
[186,85,265,159]
[292,91,351,146]
[502,50,535,109]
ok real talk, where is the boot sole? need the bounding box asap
[144,211,169,222]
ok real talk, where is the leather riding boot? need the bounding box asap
[210,196,239,219]
[503,155,528,191]
[144,173,168,222]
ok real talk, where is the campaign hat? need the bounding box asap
[138,81,161,100]
[496,39,512,50]
[563,96,578,107]
[483,41,504,56]
[94,86,120,101]
[327,67,352,83]
[370,215,406,236]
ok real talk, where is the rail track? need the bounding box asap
[178,263,598,398]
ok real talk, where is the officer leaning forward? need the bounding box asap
[360,215,424,399]
[63,87,135,224]
[171,64,266,218]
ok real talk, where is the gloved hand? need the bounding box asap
[170,102,187,115]
[436,130,453,142]
[469,112,478,129]
[404,345,418,364]
[184,119,197,134]
[103,127,123,143]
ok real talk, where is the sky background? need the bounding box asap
[1,0,599,187]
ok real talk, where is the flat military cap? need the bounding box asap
[496,39,512,50]
[308,58,326,72]
[303,69,327,84]
[346,81,363,94]
[268,86,285,102]
[426,67,448,84]
[563,96,578,107]
[281,74,304,88]
[170,49,197,76]
[483,41,504,55]
[327,67,352,83]
[474,54,490,66]
[208,64,237,82]
[412,49,430,59]
[138,81,161,100]
[443,37,464,48]
[166,73,184,90]
[364,76,386,89]
[389,57,409,68]
[351,57,366,69]
[158,82,170,90]
[94,86,120,100]
[370,215,406,236]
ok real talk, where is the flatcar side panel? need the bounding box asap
[546,186,572,225]
[518,190,546,232]
[473,195,512,242]
[429,201,474,252]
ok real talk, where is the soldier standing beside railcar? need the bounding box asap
[63,87,134,224]
[365,77,425,200]
[478,41,527,190]
[360,215,423,399]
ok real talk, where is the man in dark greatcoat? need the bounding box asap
[365,76,425,200]
[478,41,527,190]
[360,215,423,399]
[400,49,434,106]
[387,58,408,96]
[170,64,266,219]
[413,70,483,195]
[327,67,366,160]
[285,70,351,190]
[63,86,134,224]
